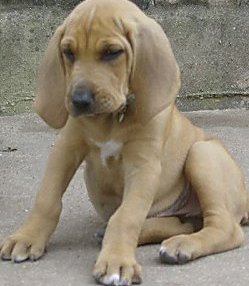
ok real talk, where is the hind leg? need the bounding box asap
[95,216,198,246]
[160,140,246,264]
[138,217,196,245]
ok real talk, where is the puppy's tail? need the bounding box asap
[240,194,249,226]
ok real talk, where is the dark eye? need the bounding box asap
[101,48,124,61]
[62,49,75,63]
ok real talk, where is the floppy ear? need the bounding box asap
[126,16,181,123]
[33,25,68,129]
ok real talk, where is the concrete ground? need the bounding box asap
[0,109,249,286]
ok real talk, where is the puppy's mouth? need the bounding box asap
[112,93,135,116]
[67,85,135,118]
[68,96,128,118]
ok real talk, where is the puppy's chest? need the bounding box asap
[90,139,123,167]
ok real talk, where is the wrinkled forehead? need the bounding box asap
[62,1,133,47]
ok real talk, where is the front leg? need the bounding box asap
[93,141,162,286]
[0,119,87,262]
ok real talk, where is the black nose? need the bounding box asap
[71,87,94,113]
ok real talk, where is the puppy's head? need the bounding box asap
[34,0,180,128]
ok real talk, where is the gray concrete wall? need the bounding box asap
[0,0,249,114]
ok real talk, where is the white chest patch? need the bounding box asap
[95,140,123,166]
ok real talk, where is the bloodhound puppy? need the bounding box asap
[1,0,248,285]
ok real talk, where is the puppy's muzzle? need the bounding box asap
[71,87,95,115]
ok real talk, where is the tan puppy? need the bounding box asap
[1,0,248,285]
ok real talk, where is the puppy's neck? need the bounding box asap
[113,93,136,123]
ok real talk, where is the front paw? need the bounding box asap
[0,232,46,263]
[93,249,142,286]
